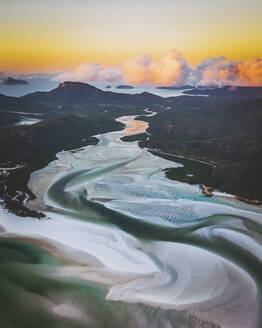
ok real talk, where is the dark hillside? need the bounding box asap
[21,81,164,105]
[141,98,262,199]
[184,86,262,101]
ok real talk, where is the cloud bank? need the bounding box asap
[53,63,123,84]
[122,51,189,86]
[53,51,262,87]
[192,57,262,87]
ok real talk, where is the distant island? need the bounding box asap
[105,85,111,88]
[2,77,29,85]
[157,85,193,90]
[116,85,134,89]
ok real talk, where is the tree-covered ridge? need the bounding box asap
[140,98,262,199]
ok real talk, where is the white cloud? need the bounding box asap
[122,50,190,86]
[53,63,123,83]
[52,51,262,87]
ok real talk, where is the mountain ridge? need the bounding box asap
[21,81,164,105]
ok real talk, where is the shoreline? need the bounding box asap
[0,110,261,327]
[123,137,262,207]
[27,111,154,213]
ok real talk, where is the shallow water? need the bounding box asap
[15,117,42,126]
[0,110,262,328]
[0,80,188,98]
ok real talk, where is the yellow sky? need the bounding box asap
[1,0,262,73]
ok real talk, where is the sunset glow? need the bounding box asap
[1,0,262,76]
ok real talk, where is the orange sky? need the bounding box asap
[0,0,262,73]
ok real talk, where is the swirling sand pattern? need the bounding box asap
[0,110,261,328]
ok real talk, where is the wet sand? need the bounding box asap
[0,110,261,328]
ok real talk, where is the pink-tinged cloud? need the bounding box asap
[122,51,189,86]
[53,63,123,83]
[53,51,262,87]
[235,58,262,86]
[194,57,262,87]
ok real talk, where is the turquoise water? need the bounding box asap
[0,112,261,328]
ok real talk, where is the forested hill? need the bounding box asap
[141,98,262,200]
[184,86,262,101]
[21,81,164,105]
[1,84,262,202]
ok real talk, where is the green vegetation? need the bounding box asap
[184,86,262,101]
[0,94,146,215]
[1,82,262,214]
[121,132,148,143]
[21,81,164,105]
[140,98,262,199]
[149,150,219,187]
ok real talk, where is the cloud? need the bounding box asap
[17,72,59,81]
[235,58,262,86]
[53,51,262,87]
[193,57,262,87]
[53,63,123,83]
[122,50,190,86]
[54,50,189,87]
[0,71,7,80]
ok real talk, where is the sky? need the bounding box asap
[1,0,262,86]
